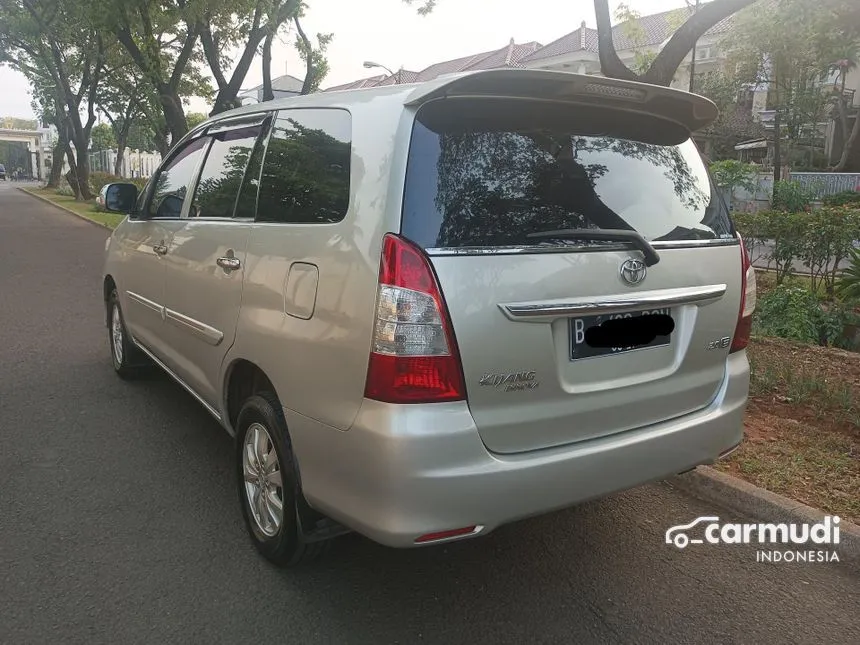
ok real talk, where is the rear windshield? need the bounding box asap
[401,99,734,250]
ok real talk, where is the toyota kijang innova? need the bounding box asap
[100,69,754,566]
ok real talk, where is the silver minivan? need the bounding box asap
[101,69,754,566]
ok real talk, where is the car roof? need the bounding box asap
[212,69,715,123]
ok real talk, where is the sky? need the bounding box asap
[0,0,685,120]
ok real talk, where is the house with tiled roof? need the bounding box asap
[323,39,542,92]
[519,8,736,93]
[239,72,305,105]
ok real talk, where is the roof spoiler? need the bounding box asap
[404,69,718,133]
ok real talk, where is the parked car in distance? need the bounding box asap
[0,164,6,180]
[101,68,755,567]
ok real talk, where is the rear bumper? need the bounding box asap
[286,352,749,548]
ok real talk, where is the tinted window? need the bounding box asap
[148,137,208,219]
[233,122,269,219]
[133,177,151,216]
[190,126,262,219]
[257,109,351,223]
[402,99,734,250]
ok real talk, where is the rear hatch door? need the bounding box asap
[400,90,742,454]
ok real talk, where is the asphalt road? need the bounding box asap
[1,182,858,645]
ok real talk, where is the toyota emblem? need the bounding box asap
[620,258,647,286]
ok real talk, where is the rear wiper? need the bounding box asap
[526,228,661,266]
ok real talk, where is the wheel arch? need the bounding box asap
[103,275,117,327]
[224,359,279,435]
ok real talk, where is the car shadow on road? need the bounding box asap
[115,368,860,643]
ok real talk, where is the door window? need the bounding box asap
[256,108,351,224]
[147,137,209,219]
[189,125,263,219]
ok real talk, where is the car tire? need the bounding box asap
[107,288,148,379]
[235,392,330,567]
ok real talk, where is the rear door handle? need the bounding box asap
[153,243,168,256]
[216,256,241,271]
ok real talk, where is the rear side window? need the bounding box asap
[402,99,734,250]
[256,108,351,224]
[190,125,262,219]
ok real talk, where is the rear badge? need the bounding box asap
[620,258,647,286]
[706,337,732,350]
[479,371,539,392]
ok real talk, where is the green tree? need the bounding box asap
[695,70,765,159]
[200,0,301,114]
[710,159,759,209]
[186,112,208,129]
[0,0,107,199]
[727,0,853,177]
[95,0,212,145]
[816,0,860,171]
[95,44,166,172]
[613,3,687,76]
[293,16,332,95]
[90,122,116,151]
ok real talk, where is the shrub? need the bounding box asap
[772,180,817,212]
[798,206,860,296]
[733,209,808,284]
[823,190,860,208]
[732,206,860,294]
[755,285,821,343]
[755,285,858,347]
[710,160,759,209]
[55,182,75,197]
[837,246,860,301]
[89,171,122,196]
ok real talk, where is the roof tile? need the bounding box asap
[522,4,734,63]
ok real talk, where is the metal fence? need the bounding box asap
[787,172,860,199]
[89,148,161,179]
[727,172,860,212]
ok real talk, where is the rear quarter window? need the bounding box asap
[256,108,351,224]
[402,99,734,250]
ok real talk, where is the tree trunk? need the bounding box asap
[64,143,81,199]
[592,0,758,86]
[834,110,860,172]
[262,29,275,102]
[47,140,65,189]
[158,84,188,147]
[773,109,782,182]
[154,125,170,159]
[295,17,317,95]
[772,73,782,182]
[71,136,93,200]
[114,147,126,177]
[114,118,132,176]
[158,84,188,146]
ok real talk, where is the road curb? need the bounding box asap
[18,187,114,232]
[669,466,860,568]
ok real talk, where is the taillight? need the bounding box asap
[730,234,756,353]
[364,234,466,403]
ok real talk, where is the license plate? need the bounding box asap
[569,308,673,361]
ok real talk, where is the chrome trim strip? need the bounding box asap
[499,284,727,320]
[126,291,164,316]
[717,442,742,461]
[164,309,224,346]
[425,239,739,256]
[131,340,223,423]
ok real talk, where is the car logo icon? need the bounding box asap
[620,258,647,286]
